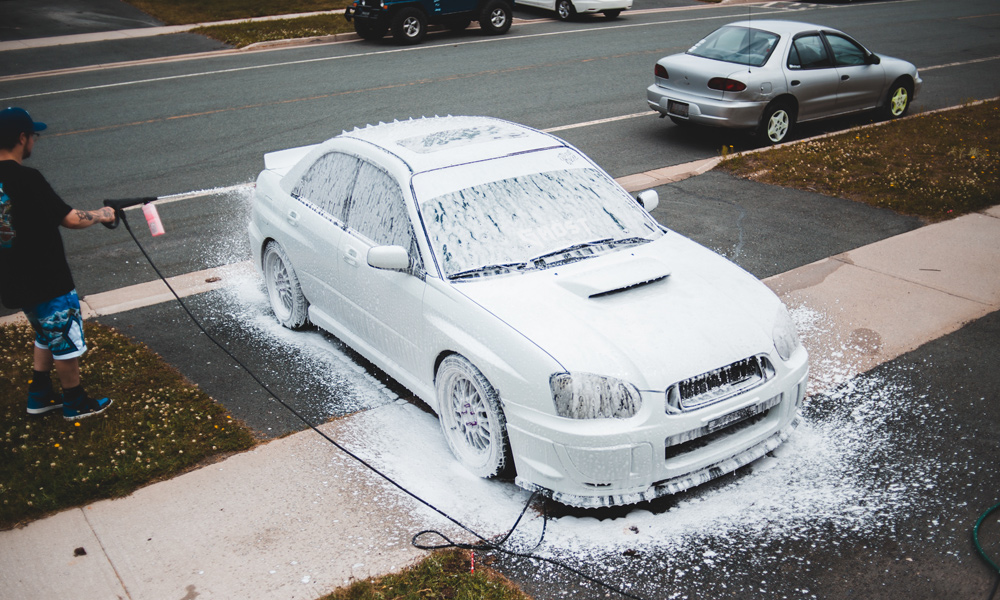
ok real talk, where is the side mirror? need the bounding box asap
[867,53,881,65]
[367,245,410,271]
[636,189,659,212]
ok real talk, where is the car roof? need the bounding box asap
[337,115,566,174]
[718,19,841,37]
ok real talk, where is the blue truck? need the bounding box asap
[344,0,513,44]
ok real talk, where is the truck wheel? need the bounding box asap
[392,7,426,44]
[479,0,512,35]
[355,20,388,40]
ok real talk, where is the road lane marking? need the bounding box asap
[0,7,801,102]
[919,55,1000,72]
[542,111,655,133]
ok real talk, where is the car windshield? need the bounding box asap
[413,149,663,279]
[688,25,779,68]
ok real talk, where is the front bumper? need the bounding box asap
[571,0,632,13]
[505,349,809,507]
[646,83,766,130]
[344,5,387,22]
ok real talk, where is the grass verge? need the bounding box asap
[193,14,355,48]
[321,549,531,600]
[719,100,999,222]
[0,321,256,529]
[125,0,352,25]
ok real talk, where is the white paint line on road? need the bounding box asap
[542,111,655,133]
[1,7,802,101]
[919,55,1000,72]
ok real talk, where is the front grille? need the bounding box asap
[667,355,773,413]
[664,393,783,460]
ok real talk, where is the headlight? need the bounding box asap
[550,373,641,419]
[772,304,801,361]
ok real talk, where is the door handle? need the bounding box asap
[286,210,299,226]
[790,80,800,86]
[841,75,850,81]
[343,246,359,267]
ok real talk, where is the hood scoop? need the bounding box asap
[557,257,671,299]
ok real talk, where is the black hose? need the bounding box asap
[113,208,652,600]
[974,501,1000,600]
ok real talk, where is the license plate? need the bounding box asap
[668,100,689,118]
[706,395,778,433]
[356,8,373,17]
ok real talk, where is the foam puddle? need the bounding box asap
[197,194,957,598]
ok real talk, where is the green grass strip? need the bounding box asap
[0,321,256,529]
[720,100,999,222]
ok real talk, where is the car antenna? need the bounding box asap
[747,4,752,73]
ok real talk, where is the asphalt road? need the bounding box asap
[1,0,998,598]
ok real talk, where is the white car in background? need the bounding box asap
[249,115,808,507]
[517,0,630,20]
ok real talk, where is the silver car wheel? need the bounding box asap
[556,0,574,20]
[889,86,909,117]
[766,109,790,143]
[436,355,511,478]
[263,242,309,329]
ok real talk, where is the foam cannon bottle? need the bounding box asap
[142,202,165,236]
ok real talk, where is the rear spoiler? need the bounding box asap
[263,144,320,175]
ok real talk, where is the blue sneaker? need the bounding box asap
[27,387,63,415]
[63,395,113,421]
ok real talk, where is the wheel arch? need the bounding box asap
[761,94,798,125]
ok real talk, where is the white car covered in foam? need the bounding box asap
[248,115,808,507]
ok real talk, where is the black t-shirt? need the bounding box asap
[0,160,74,309]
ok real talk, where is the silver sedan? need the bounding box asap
[646,20,922,144]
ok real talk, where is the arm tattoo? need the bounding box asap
[75,209,95,222]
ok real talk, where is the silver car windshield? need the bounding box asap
[414,149,662,279]
[688,26,779,68]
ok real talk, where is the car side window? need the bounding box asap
[825,33,867,67]
[788,34,832,70]
[292,152,359,222]
[345,161,423,271]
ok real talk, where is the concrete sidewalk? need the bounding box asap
[3,198,998,599]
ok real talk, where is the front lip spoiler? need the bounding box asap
[515,415,801,508]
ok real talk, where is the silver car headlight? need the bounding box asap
[772,304,802,361]
[550,373,642,419]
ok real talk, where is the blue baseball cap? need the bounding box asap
[0,107,47,137]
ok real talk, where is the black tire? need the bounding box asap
[436,355,513,478]
[479,0,512,35]
[445,16,472,31]
[262,242,309,330]
[391,7,426,45]
[555,0,575,21]
[758,101,794,145]
[884,79,913,119]
[354,19,388,41]
[603,9,621,19]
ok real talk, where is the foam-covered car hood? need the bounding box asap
[454,233,781,390]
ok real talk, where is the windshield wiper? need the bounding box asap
[528,238,614,265]
[448,262,527,281]
[529,237,650,266]
[606,237,651,248]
